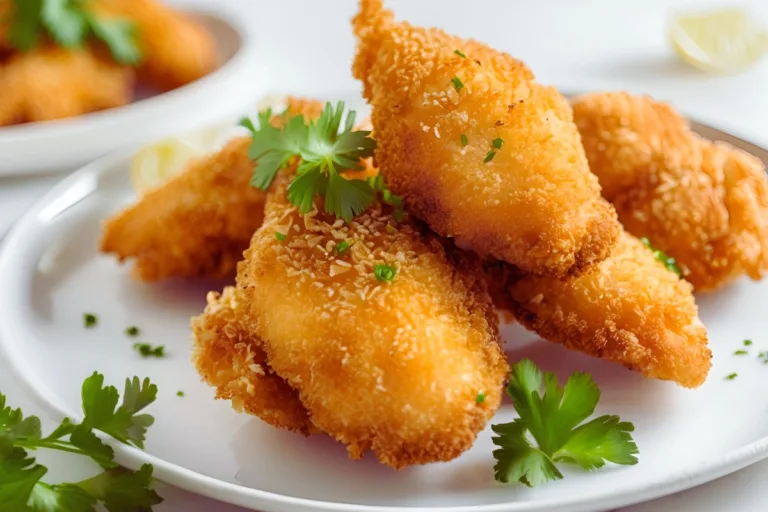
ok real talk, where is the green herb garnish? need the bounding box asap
[275,232,287,242]
[373,264,396,283]
[734,350,748,356]
[125,326,140,337]
[725,373,738,380]
[492,137,504,149]
[133,343,166,358]
[84,313,98,329]
[367,174,405,221]
[454,49,466,58]
[451,76,464,91]
[176,391,184,398]
[744,339,753,346]
[476,392,486,404]
[0,372,162,510]
[640,237,682,277]
[460,134,468,147]
[7,0,142,64]
[492,359,638,487]
[484,150,496,163]
[335,240,350,255]
[241,101,377,222]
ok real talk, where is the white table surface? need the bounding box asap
[2,0,768,510]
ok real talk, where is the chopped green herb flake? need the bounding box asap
[335,240,350,255]
[725,373,738,380]
[460,134,468,147]
[476,392,486,404]
[133,343,166,358]
[275,232,287,242]
[125,326,140,337]
[492,137,504,149]
[84,313,98,328]
[744,339,753,346]
[451,76,464,91]
[484,150,496,163]
[176,391,184,397]
[374,264,396,283]
[454,49,466,58]
[734,350,748,356]
[640,237,682,277]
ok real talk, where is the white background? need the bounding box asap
[1,0,768,510]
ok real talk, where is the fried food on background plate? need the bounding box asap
[488,230,711,388]
[96,0,217,91]
[0,46,134,126]
[573,91,768,291]
[100,98,324,281]
[193,174,508,468]
[352,0,619,277]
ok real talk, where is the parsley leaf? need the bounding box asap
[492,359,638,487]
[87,15,142,65]
[77,464,162,511]
[244,101,379,222]
[8,0,44,51]
[41,0,87,47]
[27,482,96,512]
[81,373,157,449]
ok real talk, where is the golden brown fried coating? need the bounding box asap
[0,46,134,126]
[492,230,711,388]
[223,178,508,468]
[352,0,619,277]
[191,286,314,434]
[96,0,217,90]
[573,91,768,291]
[100,98,324,281]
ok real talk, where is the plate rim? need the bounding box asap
[0,0,271,177]
[1,113,768,512]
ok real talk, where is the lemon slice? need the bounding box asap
[130,124,229,193]
[670,9,768,72]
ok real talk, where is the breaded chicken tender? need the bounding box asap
[491,231,711,388]
[194,176,509,468]
[96,0,217,90]
[573,92,768,291]
[352,0,619,277]
[100,98,323,281]
[192,286,314,434]
[0,46,134,126]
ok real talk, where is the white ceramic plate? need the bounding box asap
[2,103,768,512]
[0,0,269,177]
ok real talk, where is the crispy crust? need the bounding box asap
[352,0,619,277]
[99,98,324,281]
[191,287,314,434]
[491,231,711,388]
[0,46,134,126]
[573,91,768,291]
[223,175,508,469]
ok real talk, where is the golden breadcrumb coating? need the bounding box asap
[191,286,314,434]
[490,230,711,388]
[100,98,324,281]
[0,46,134,126]
[573,91,768,291]
[352,0,619,277]
[95,0,217,90]
[223,177,508,469]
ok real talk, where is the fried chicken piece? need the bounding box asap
[0,46,134,126]
[191,286,314,434]
[96,0,217,90]
[198,176,508,469]
[573,91,768,291]
[491,230,711,388]
[100,98,324,281]
[352,0,619,277]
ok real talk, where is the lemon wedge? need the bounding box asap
[130,125,228,193]
[670,9,768,72]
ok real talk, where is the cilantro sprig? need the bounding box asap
[7,0,142,65]
[492,359,638,487]
[241,101,399,222]
[0,372,162,510]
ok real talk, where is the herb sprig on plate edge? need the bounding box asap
[0,372,162,510]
